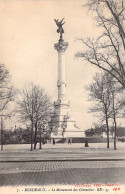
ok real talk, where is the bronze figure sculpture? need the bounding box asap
[54,18,65,40]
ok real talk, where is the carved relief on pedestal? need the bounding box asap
[57,80,66,87]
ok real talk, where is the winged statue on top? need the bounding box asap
[54,18,65,40]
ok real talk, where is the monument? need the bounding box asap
[50,19,85,140]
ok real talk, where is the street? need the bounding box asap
[0,142,125,161]
[0,143,125,186]
[0,161,125,186]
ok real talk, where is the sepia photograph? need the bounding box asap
[0,0,125,193]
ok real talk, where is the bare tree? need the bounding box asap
[87,72,123,149]
[17,83,53,150]
[0,64,16,151]
[76,0,125,88]
[0,64,15,112]
[109,82,124,149]
[87,73,112,148]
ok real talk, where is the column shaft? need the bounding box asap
[58,50,66,99]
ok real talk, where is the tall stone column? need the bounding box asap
[50,39,70,137]
[54,40,68,100]
[50,19,86,139]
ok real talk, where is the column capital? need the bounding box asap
[54,39,68,52]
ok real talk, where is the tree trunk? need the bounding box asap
[114,120,117,150]
[105,114,109,149]
[1,115,3,151]
[112,93,117,150]
[31,120,33,151]
[34,122,38,149]
[39,130,42,149]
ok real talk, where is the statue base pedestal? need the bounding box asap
[51,99,85,139]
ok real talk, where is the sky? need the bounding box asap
[0,0,107,130]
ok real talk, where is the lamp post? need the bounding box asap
[0,114,6,151]
[42,124,45,144]
[39,125,42,149]
[1,115,3,151]
[39,123,45,149]
[31,120,33,151]
[0,114,16,151]
[49,118,53,144]
[62,121,67,138]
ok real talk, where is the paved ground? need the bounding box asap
[0,143,125,187]
[0,161,125,186]
[0,142,125,161]
[2,142,125,151]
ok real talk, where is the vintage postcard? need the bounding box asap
[0,0,125,194]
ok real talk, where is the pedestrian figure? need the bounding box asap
[122,137,124,142]
[53,138,55,145]
[68,138,71,145]
[34,141,37,149]
[85,139,89,147]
